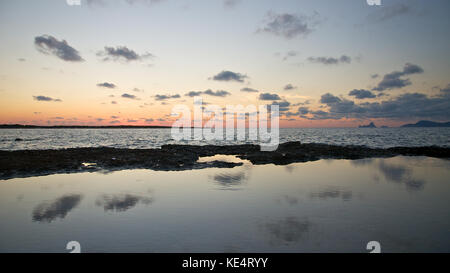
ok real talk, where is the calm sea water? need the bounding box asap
[0,156,449,252]
[0,127,449,150]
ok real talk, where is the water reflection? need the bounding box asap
[95,194,153,212]
[211,172,247,190]
[0,156,448,252]
[32,194,83,223]
[310,187,353,201]
[263,217,311,245]
[377,161,426,191]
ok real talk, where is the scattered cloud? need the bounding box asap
[97,46,153,62]
[97,82,116,89]
[154,94,181,100]
[34,35,84,62]
[311,91,450,120]
[257,12,319,39]
[259,93,281,100]
[348,89,376,99]
[241,87,259,93]
[121,93,139,100]
[211,70,248,82]
[184,89,231,97]
[284,84,297,90]
[373,63,424,92]
[308,55,351,65]
[33,95,62,102]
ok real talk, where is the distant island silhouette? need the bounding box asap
[359,122,377,128]
[401,120,450,127]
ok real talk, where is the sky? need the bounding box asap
[0,0,449,127]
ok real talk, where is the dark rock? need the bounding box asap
[0,142,448,180]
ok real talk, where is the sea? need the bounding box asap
[0,127,449,150]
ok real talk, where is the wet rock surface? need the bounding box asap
[0,141,448,180]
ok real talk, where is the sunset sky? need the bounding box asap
[0,0,449,127]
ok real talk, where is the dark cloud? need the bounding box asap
[33,95,62,102]
[185,91,203,97]
[34,35,84,62]
[308,55,351,65]
[121,93,139,100]
[368,3,411,23]
[257,12,318,39]
[320,93,341,104]
[203,89,231,97]
[313,91,450,120]
[211,70,248,82]
[97,46,153,62]
[32,194,83,222]
[284,84,297,90]
[97,82,116,89]
[241,87,259,93]
[184,89,230,97]
[373,63,424,92]
[269,100,290,112]
[348,89,376,99]
[259,93,281,101]
[154,94,181,101]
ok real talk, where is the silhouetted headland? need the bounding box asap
[0,141,448,180]
[401,120,450,127]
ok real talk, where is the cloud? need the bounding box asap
[308,55,351,65]
[34,35,83,62]
[184,89,231,97]
[203,89,231,97]
[284,84,297,90]
[373,63,424,92]
[257,12,318,39]
[320,93,341,104]
[259,93,281,100]
[111,115,120,119]
[121,93,139,100]
[97,46,153,62]
[240,87,259,93]
[312,91,450,120]
[97,82,116,89]
[368,3,411,23]
[111,101,117,104]
[33,95,62,102]
[133,88,144,92]
[348,89,376,99]
[154,94,181,100]
[211,70,248,82]
[269,100,290,112]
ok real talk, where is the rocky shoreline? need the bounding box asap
[0,141,449,180]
